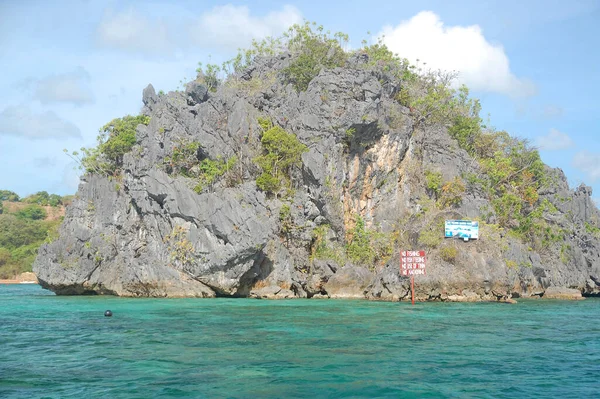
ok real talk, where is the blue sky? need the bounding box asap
[1,0,599,199]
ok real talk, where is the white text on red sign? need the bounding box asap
[401,256,426,263]
[401,269,426,276]
[401,251,425,257]
[401,263,426,270]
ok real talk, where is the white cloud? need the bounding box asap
[96,8,171,55]
[189,4,302,51]
[33,156,57,168]
[542,105,564,119]
[536,128,574,151]
[573,151,600,182]
[0,105,81,139]
[379,11,536,97]
[32,67,94,105]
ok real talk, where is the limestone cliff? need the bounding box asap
[34,48,600,301]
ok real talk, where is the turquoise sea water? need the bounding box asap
[1,285,598,399]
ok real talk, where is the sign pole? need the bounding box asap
[400,250,425,306]
[411,275,415,305]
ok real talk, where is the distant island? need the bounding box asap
[23,23,600,301]
[0,190,69,280]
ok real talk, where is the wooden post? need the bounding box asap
[411,275,415,305]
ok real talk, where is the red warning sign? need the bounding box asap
[400,250,426,276]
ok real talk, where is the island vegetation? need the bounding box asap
[0,190,71,279]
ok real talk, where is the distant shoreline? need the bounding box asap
[0,279,38,284]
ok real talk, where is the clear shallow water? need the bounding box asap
[1,285,599,399]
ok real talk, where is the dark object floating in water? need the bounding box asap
[104,310,113,317]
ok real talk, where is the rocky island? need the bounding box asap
[34,24,600,301]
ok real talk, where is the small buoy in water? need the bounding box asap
[104,310,113,317]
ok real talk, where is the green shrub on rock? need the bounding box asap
[440,246,458,263]
[254,123,308,196]
[345,215,395,269]
[163,138,237,193]
[70,115,150,176]
[282,23,348,91]
[194,157,237,193]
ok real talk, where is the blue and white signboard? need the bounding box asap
[445,220,479,241]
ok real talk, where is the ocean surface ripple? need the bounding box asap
[1,285,598,398]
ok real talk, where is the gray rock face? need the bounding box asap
[34,52,600,300]
[324,265,374,299]
[185,81,209,105]
[543,286,584,300]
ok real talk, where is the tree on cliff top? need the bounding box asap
[66,114,150,176]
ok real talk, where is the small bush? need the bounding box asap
[345,215,395,269]
[439,177,466,208]
[16,205,46,221]
[310,225,346,265]
[194,157,237,193]
[282,22,348,91]
[71,115,150,176]
[164,141,201,177]
[440,246,458,263]
[279,204,294,236]
[254,123,308,196]
[506,260,518,269]
[196,62,221,92]
[163,226,195,266]
[425,170,442,198]
[163,138,237,193]
[419,219,444,248]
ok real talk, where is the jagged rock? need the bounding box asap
[142,84,158,108]
[304,259,337,296]
[33,51,600,300]
[366,262,410,301]
[185,81,209,105]
[304,201,320,220]
[314,216,327,225]
[250,285,281,299]
[543,286,584,300]
[324,265,374,299]
[446,290,480,302]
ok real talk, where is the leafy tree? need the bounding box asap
[67,115,150,176]
[439,177,466,208]
[21,191,63,206]
[424,170,443,198]
[24,191,63,207]
[345,215,395,268]
[254,123,308,195]
[164,141,202,177]
[0,201,3,215]
[0,190,19,202]
[282,22,349,91]
[196,22,348,93]
[16,205,47,220]
[23,191,49,205]
[196,62,222,92]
